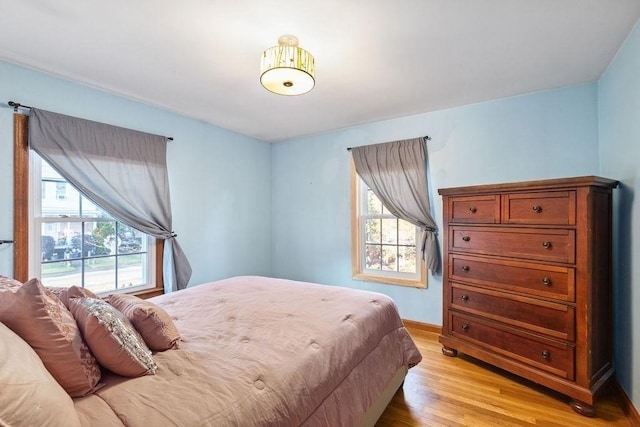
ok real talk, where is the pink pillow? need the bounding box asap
[70,297,158,377]
[47,285,98,309]
[0,278,102,397]
[0,275,23,291]
[0,321,81,427]
[108,294,180,351]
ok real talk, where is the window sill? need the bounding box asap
[352,272,426,289]
[126,287,164,300]
[100,286,164,300]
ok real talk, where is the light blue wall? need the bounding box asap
[599,19,640,412]
[0,60,273,285]
[0,33,636,411]
[272,84,600,324]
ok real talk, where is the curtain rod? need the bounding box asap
[7,101,174,141]
[346,135,430,151]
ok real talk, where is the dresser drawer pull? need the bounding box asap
[542,241,551,249]
[460,295,469,302]
[461,324,469,331]
[541,350,550,359]
[469,207,477,213]
[542,277,552,286]
[462,236,471,242]
[532,205,542,213]
[461,266,470,272]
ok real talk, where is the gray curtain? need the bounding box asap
[29,108,191,292]
[351,137,439,274]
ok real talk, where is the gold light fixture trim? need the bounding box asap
[260,35,315,96]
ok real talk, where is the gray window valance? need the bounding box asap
[29,108,192,292]
[351,137,440,274]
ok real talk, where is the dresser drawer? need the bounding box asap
[449,254,575,301]
[448,195,500,223]
[503,191,576,225]
[451,283,575,340]
[450,226,576,264]
[450,313,575,380]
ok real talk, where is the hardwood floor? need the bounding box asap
[376,325,631,426]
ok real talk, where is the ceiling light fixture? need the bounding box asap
[260,35,315,96]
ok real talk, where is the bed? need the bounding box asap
[2,275,422,426]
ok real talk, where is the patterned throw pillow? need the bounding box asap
[0,278,102,397]
[108,293,181,351]
[69,297,158,377]
[0,275,23,291]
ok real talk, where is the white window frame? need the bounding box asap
[351,161,426,288]
[29,152,156,295]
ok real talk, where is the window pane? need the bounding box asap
[381,218,398,244]
[367,189,382,214]
[88,234,110,257]
[41,261,81,287]
[365,219,381,243]
[42,223,69,261]
[71,228,101,259]
[365,244,382,270]
[41,222,83,259]
[41,160,63,181]
[84,257,116,294]
[118,254,146,290]
[381,245,398,271]
[41,234,56,262]
[118,223,145,254]
[399,245,417,273]
[82,221,113,258]
[41,180,80,217]
[80,195,111,218]
[55,182,67,200]
[398,219,417,245]
[40,154,78,217]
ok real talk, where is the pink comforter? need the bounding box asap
[74,276,422,426]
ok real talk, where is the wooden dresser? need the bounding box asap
[438,176,618,416]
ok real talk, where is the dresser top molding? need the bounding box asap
[438,176,619,196]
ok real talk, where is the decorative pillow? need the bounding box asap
[108,293,181,351]
[0,278,102,397]
[47,285,98,309]
[0,321,81,427]
[0,275,23,291]
[69,297,158,377]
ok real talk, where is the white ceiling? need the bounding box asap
[1,1,639,142]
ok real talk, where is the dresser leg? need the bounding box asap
[441,346,458,357]
[569,399,596,417]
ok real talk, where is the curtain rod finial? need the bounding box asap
[7,101,32,112]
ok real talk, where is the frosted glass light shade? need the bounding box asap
[260,35,315,96]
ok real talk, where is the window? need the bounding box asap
[31,154,156,294]
[351,163,426,288]
[13,114,164,297]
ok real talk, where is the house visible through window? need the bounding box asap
[32,153,156,295]
[351,164,426,288]
[55,182,67,200]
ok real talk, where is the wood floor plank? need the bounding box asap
[376,327,631,426]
